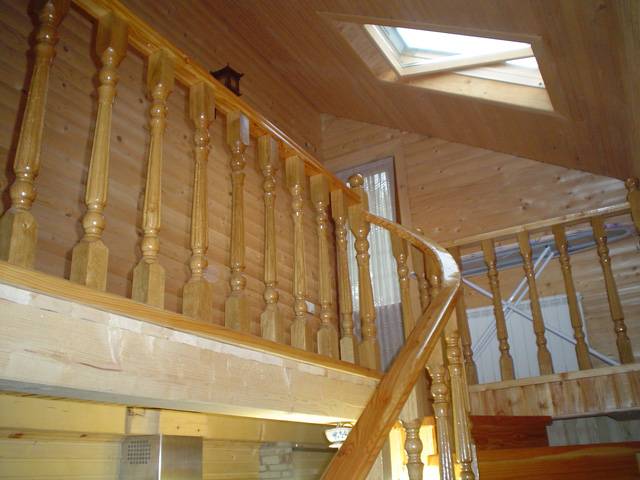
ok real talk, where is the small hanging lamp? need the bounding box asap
[211,64,243,96]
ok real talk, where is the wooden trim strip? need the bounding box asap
[71,0,357,203]
[0,261,381,381]
[468,363,640,392]
[443,203,631,248]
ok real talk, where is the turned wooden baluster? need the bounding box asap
[348,174,380,371]
[224,111,251,332]
[0,0,70,268]
[412,227,431,311]
[182,82,215,322]
[391,234,415,336]
[403,418,424,480]
[259,135,285,342]
[517,231,554,375]
[428,364,455,480]
[446,332,476,480]
[331,189,358,363]
[591,216,634,363]
[449,247,478,384]
[627,178,640,234]
[552,225,592,370]
[481,239,515,380]
[311,174,339,358]
[286,156,312,350]
[132,49,174,308]
[70,12,127,290]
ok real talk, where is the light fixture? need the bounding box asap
[324,423,353,449]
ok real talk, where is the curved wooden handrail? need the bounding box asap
[321,213,461,479]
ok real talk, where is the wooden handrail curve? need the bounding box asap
[321,212,461,479]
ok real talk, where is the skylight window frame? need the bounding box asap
[365,24,537,79]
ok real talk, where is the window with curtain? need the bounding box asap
[336,157,404,371]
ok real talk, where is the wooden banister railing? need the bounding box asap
[440,199,638,385]
[321,212,461,478]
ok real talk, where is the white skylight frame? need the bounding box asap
[365,25,544,88]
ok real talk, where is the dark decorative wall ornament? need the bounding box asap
[211,64,243,96]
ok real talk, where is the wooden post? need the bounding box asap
[331,189,358,363]
[428,364,455,480]
[70,12,127,290]
[286,156,312,351]
[449,247,478,385]
[481,239,515,381]
[182,82,215,322]
[348,174,380,371]
[591,216,634,363]
[517,231,554,375]
[391,234,415,336]
[311,175,339,358]
[131,49,174,308]
[403,418,424,480]
[412,228,430,311]
[0,0,69,268]
[258,136,285,342]
[627,178,640,234]
[552,225,592,370]
[446,332,476,480]
[224,111,251,332]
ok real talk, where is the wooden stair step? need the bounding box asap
[477,441,640,480]
[471,415,552,450]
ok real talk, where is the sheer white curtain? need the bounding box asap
[337,158,404,371]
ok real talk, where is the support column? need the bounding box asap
[311,174,339,358]
[348,174,380,371]
[592,216,634,363]
[331,189,357,363]
[182,82,215,322]
[0,0,70,268]
[481,239,515,380]
[517,231,554,375]
[259,135,285,342]
[286,156,312,351]
[132,49,174,308]
[449,247,478,384]
[552,224,592,369]
[403,418,424,480]
[446,332,476,480]
[70,12,127,291]
[224,111,250,332]
[428,364,455,480]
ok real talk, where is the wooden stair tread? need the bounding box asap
[471,414,552,450]
[478,441,640,480]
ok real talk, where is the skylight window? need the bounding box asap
[366,25,544,88]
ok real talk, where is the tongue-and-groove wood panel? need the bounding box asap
[0,2,337,338]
